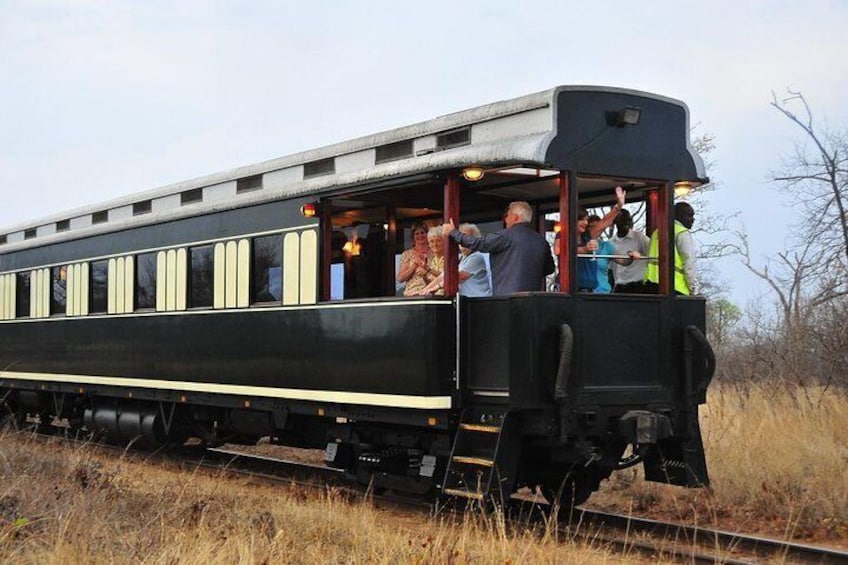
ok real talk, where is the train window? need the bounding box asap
[24,228,36,240]
[252,235,282,303]
[189,245,215,308]
[90,260,108,313]
[16,271,31,318]
[51,266,67,315]
[135,252,157,310]
[56,219,70,232]
[0,234,6,245]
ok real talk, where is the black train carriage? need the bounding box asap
[0,86,715,508]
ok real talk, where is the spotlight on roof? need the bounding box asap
[606,106,641,127]
[461,166,485,182]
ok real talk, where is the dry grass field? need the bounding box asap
[0,431,645,564]
[1,381,846,562]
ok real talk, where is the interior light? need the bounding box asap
[300,202,318,217]
[462,166,485,182]
[673,181,694,198]
[553,221,562,234]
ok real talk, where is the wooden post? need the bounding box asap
[320,201,332,302]
[443,174,460,296]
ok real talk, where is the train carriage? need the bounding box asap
[0,85,714,508]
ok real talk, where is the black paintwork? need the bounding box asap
[545,89,702,182]
[0,299,456,397]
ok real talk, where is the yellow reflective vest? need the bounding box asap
[645,221,691,295]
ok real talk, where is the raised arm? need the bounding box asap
[589,186,626,239]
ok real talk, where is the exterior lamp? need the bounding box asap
[606,106,641,127]
[673,181,694,198]
[462,167,485,182]
[300,202,319,218]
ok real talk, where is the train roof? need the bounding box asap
[0,85,704,252]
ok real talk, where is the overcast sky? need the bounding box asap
[2,1,847,304]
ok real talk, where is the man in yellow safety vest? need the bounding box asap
[644,202,696,295]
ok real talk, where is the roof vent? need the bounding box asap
[92,211,109,225]
[56,219,71,232]
[375,140,414,164]
[303,157,335,179]
[181,188,203,205]
[237,175,263,194]
[133,200,152,216]
[436,127,471,150]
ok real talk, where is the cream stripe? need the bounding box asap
[0,275,5,320]
[0,371,452,410]
[213,243,225,309]
[80,263,90,316]
[236,239,250,308]
[124,256,134,313]
[107,259,117,314]
[283,232,300,305]
[115,258,125,314]
[42,268,50,317]
[31,269,40,318]
[156,252,167,311]
[67,265,76,316]
[225,241,237,308]
[176,248,187,311]
[300,229,317,305]
[166,249,177,311]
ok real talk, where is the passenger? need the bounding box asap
[397,222,432,296]
[644,202,697,295]
[575,186,626,292]
[422,226,445,296]
[586,215,617,293]
[418,223,492,297]
[610,209,650,293]
[442,201,554,295]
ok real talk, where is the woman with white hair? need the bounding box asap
[418,223,491,297]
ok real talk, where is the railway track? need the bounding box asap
[14,429,848,564]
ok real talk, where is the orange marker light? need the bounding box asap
[300,202,318,218]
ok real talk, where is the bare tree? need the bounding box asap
[726,92,848,386]
[771,90,848,266]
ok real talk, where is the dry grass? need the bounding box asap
[0,431,644,564]
[592,381,848,542]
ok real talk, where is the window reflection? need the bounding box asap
[190,245,214,308]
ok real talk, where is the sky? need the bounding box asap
[1,0,847,305]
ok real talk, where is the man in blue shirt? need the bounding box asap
[443,201,554,295]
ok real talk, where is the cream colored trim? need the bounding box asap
[115,258,125,314]
[213,243,225,309]
[176,248,187,311]
[0,274,6,320]
[29,270,36,317]
[67,265,76,316]
[283,232,300,305]
[124,256,134,313]
[80,263,90,315]
[225,241,237,308]
[237,239,250,308]
[107,259,117,314]
[300,229,317,305]
[156,251,167,311]
[166,249,177,311]
[0,371,453,410]
[42,268,50,317]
